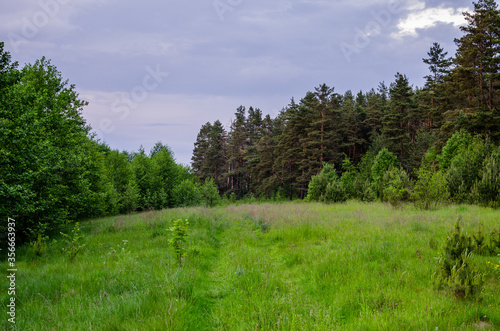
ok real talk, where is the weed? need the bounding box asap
[60,222,86,262]
[31,234,48,257]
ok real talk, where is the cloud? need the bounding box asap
[394,5,469,38]
[79,89,290,165]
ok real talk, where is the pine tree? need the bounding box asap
[453,0,500,111]
[364,87,384,144]
[253,115,278,197]
[191,122,212,180]
[206,120,227,189]
[226,106,248,197]
[244,107,263,194]
[382,73,415,166]
[422,42,453,129]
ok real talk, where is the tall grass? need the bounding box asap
[1,202,499,330]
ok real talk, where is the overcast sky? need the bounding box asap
[1,0,476,165]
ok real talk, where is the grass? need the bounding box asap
[2,201,499,330]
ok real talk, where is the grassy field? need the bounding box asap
[2,201,500,330]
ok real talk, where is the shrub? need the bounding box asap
[488,228,500,255]
[202,177,220,207]
[433,221,484,300]
[172,179,202,207]
[169,219,189,265]
[120,182,139,213]
[413,168,449,210]
[60,222,86,263]
[439,130,472,171]
[307,163,338,201]
[476,147,500,208]
[472,224,488,255]
[340,171,357,200]
[31,234,48,257]
[323,180,347,203]
[380,166,411,207]
[371,148,399,197]
[444,135,491,204]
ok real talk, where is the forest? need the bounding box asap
[1,0,500,243]
[192,0,500,204]
[0,46,220,243]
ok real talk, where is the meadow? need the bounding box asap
[2,201,499,330]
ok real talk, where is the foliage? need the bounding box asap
[371,148,399,197]
[306,163,338,201]
[445,134,491,203]
[172,179,202,207]
[0,46,196,241]
[31,234,48,257]
[202,177,220,207]
[433,221,484,300]
[60,222,86,263]
[475,146,500,207]
[488,228,500,255]
[380,166,412,207]
[323,180,347,203]
[169,219,189,264]
[413,151,449,209]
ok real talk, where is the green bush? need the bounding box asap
[306,163,338,201]
[173,179,202,207]
[371,148,399,197]
[413,167,449,210]
[487,228,500,255]
[433,221,484,300]
[381,166,412,207]
[476,147,500,208]
[323,180,347,203]
[31,234,48,257]
[444,135,491,204]
[202,177,220,207]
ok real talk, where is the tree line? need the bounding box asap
[0,43,219,243]
[191,0,500,204]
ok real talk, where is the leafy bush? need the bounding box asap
[380,166,412,207]
[340,160,357,200]
[413,161,449,210]
[323,180,347,203]
[439,130,472,171]
[444,135,491,204]
[371,148,399,197]
[202,177,220,207]
[306,163,338,201]
[172,179,202,207]
[475,147,500,208]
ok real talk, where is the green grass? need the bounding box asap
[2,202,499,330]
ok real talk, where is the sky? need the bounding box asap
[1,0,476,165]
